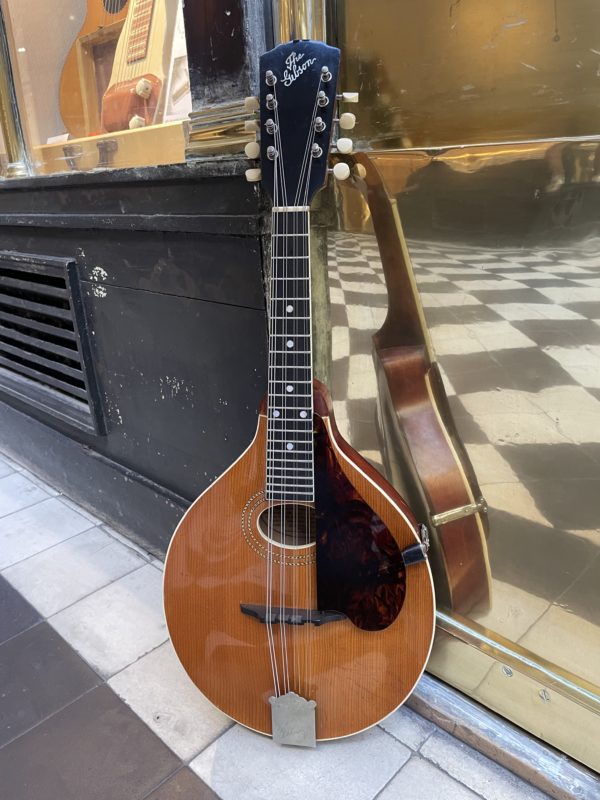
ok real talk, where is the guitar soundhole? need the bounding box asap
[103,0,127,13]
[257,503,316,548]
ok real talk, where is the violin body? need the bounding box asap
[164,382,434,739]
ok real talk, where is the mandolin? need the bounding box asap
[163,40,435,746]
[59,0,130,137]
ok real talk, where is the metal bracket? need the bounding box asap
[431,497,487,528]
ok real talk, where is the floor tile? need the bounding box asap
[0,684,181,800]
[0,574,40,644]
[420,729,551,800]
[50,564,167,678]
[0,472,49,519]
[0,456,13,479]
[379,705,435,750]
[0,497,95,570]
[144,768,219,800]
[191,723,410,800]
[378,756,479,800]
[3,527,147,617]
[109,640,231,761]
[0,622,100,747]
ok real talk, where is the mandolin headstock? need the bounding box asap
[245,40,357,206]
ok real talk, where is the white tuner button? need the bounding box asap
[245,168,262,182]
[342,92,359,103]
[244,141,260,159]
[128,114,146,129]
[244,96,259,113]
[336,138,353,154]
[339,112,356,130]
[244,119,259,132]
[333,162,351,181]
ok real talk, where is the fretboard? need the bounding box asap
[266,208,313,502]
[126,0,155,64]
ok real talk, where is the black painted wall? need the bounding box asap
[0,158,268,554]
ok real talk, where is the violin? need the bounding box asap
[163,40,435,746]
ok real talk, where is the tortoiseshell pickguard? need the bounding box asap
[314,415,407,631]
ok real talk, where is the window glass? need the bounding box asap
[2,0,191,174]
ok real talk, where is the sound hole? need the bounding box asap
[257,503,316,548]
[103,0,127,13]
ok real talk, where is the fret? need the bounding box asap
[271,315,310,320]
[267,466,313,473]
[267,487,314,493]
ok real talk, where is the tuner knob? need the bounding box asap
[244,96,259,113]
[244,141,260,159]
[336,138,353,154]
[129,114,146,129]
[244,119,259,132]
[333,162,351,181]
[339,112,356,130]
[338,92,359,103]
[245,168,262,182]
[135,78,153,99]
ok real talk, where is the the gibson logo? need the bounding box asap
[283,52,316,87]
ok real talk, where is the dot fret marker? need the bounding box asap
[286,385,294,393]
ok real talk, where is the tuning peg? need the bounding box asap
[244,96,259,113]
[339,112,356,130]
[245,168,261,182]
[336,138,353,154]
[244,141,260,159]
[332,163,350,181]
[244,119,259,133]
[338,92,359,103]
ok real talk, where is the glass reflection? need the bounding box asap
[327,145,600,768]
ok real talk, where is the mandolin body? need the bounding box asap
[164,382,435,740]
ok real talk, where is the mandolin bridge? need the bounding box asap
[240,603,346,626]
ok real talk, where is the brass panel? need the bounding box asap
[327,139,600,770]
[338,0,600,147]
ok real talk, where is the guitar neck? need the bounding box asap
[266,207,314,503]
[126,0,155,64]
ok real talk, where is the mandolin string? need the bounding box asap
[272,84,292,696]
[291,75,322,696]
[301,76,323,698]
[267,124,288,698]
[265,149,281,698]
[268,83,291,696]
[287,84,319,696]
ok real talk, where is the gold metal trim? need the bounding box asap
[431,498,488,528]
[0,9,28,178]
[272,0,327,44]
[436,611,600,716]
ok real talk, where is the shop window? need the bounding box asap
[1,0,192,175]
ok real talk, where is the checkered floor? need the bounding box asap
[328,232,600,688]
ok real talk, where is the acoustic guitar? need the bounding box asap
[101,0,179,132]
[59,0,130,137]
[336,153,491,614]
[163,40,435,746]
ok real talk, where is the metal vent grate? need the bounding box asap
[0,251,102,433]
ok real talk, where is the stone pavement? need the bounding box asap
[0,450,554,800]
